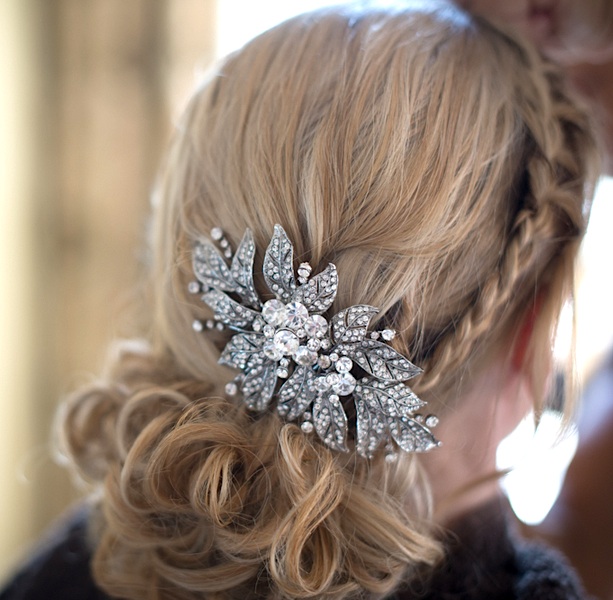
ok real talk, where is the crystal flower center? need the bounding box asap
[273,329,300,355]
[285,301,309,329]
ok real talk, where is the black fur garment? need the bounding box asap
[0,498,589,600]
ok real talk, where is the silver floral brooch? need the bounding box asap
[189,225,439,459]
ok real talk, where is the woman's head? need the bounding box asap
[155,3,596,412]
[61,3,597,599]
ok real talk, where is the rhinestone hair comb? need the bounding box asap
[189,224,439,459]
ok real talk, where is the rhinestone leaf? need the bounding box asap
[354,378,425,418]
[263,224,296,303]
[293,263,338,313]
[241,357,277,411]
[202,289,260,329]
[356,399,388,458]
[337,339,422,382]
[219,333,263,369]
[389,415,439,453]
[278,366,317,420]
[193,241,236,292]
[313,394,348,452]
[230,229,261,309]
[192,224,439,459]
[331,305,379,344]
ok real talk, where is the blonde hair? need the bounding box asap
[60,4,597,599]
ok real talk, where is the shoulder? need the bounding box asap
[400,497,589,600]
[0,505,110,600]
[514,540,588,600]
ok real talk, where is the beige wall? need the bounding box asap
[0,0,216,582]
[0,0,38,580]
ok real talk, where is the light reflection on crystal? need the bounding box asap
[335,357,353,373]
[315,377,330,392]
[262,299,287,326]
[304,315,328,338]
[263,340,283,361]
[334,372,356,395]
[301,421,314,433]
[285,301,309,329]
[273,329,299,355]
[294,346,318,366]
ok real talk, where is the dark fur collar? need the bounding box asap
[395,496,588,600]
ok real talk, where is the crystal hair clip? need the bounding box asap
[189,224,440,459]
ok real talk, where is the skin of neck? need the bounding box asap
[420,353,533,523]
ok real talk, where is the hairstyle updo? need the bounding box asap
[60,3,598,599]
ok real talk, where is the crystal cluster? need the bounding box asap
[190,224,439,458]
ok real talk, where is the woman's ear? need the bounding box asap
[512,292,547,372]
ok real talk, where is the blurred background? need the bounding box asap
[1,0,612,584]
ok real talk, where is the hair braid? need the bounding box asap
[416,54,596,397]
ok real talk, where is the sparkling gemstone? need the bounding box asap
[285,301,309,329]
[332,372,356,395]
[210,227,223,240]
[263,340,284,361]
[335,357,353,373]
[318,355,332,369]
[252,318,264,332]
[326,373,341,389]
[307,338,321,351]
[188,281,200,294]
[320,338,332,350]
[215,322,224,331]
[262,299,287,326]
[263,324,275,338]
[385,452,398,463]
[381,329,396,341]
[425,415,439,428]
[279,358,290,367]
[294,346,318,366]
[329,352,339,362]
[303,411,312,421]
[192,320,204,332]
[225,382,238,396]
[273,329,299,355]
[370,331,380,340]
[297,262,312,279]
[276,367,289,378]
[301,421,314,433]
[304,315,328,338]
[315,377,331,392]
